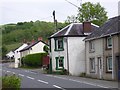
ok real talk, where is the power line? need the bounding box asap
[64,0,79,8]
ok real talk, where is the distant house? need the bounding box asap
[14,43,28,68]
[19,38,48,58]
[85,16,120,80]
[6,51,14,59]
[49,22,98,76]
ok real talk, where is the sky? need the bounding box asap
[0,0,119,25]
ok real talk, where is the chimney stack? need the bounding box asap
[32,39,35,44]
[38,37,42,41]
[83,21,92,33]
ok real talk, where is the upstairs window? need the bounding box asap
[89,41,95,52]
[54,38,64,51]
[107,37,112,49]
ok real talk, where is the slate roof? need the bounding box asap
[85,15,120,41]
[50,23,99,38]
[19,40,48,52]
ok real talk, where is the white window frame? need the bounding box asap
[89,58,95,72]
[107,56,112,72]
[107,37,112,48]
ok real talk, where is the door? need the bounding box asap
[117,56,120,81]
[98,57,102,79]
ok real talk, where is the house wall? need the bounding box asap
[103,35,119,80]
[85,38,103,78]
[50,38,68,71]
[14,44,28,68]
[20,41,46,58]
[6,51,14,59]
[29,42,45,54]
[68,37,86,76]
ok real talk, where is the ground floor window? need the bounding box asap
[55,56,64,70]
[106,56,112,72]
[89,58,95,72]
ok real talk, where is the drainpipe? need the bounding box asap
[111,35,114,80]
[66,37,69,75]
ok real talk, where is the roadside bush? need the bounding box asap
[23,53,47,67]
[2,75,21,90]
[79,72,86,77]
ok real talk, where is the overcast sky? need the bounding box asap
[0,0,119,24]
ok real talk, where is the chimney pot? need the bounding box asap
[38,37,42,41]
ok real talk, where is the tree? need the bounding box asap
[65,15,78,24]
[1,45,7,59]
[77,2,108,26]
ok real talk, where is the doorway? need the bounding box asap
[98,57,102,79]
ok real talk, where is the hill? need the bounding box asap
[1,20,68,53]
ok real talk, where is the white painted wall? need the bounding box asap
[51,37,86,76]
[50,38,68,71]
[14,43,28,68]
[20,41,46,58]
[85,38,103,76]
[68,37,86,76]
[6,51,14,59]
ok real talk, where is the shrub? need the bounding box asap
[43,45,49,53]
[23,53,47,67]
[79,72,86,77]
[2,75,21,89]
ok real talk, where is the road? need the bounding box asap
[1,63,117,89]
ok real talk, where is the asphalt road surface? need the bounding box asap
[1,63,114,90]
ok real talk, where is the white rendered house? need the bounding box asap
[49,22,98,76]
[20,40,48,58]
[6,51,14,59]
[14,43,28,68]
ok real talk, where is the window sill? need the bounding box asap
[90,70,95,73]
[54,49,64,51]
[89,50,95,53]
[56,67,64,70]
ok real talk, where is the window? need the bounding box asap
[89,58,95,72]
[89,41,95,52]
[107,56,112,72]
[54,38,64,51]
[56,57,64,70]
[107,37,112,48]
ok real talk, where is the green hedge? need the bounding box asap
[23,53,47,67]
[2,75,21,89]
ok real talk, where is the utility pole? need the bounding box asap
[53,10,57,32]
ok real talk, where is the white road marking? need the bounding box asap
[29,71,37,74]
[19,74,24,77]
[53,85,66,90]
[7,71,11,72]
[12,72,15,74]
[38,80,48,84]
[96,85,109,88]
[69,79,82,83]
[26,76,34,80]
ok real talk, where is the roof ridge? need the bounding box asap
[64,23,74,35]
[50,24,70,37]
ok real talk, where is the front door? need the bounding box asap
[117,56,120,81]
[98,57,102,79]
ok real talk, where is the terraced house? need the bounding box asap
[49,22,98,76]
[85,16,120,80]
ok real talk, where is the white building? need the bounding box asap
[6,51,14,59]
[14,43,28,68]
[49,22,98,76]
[19,40,48,58]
